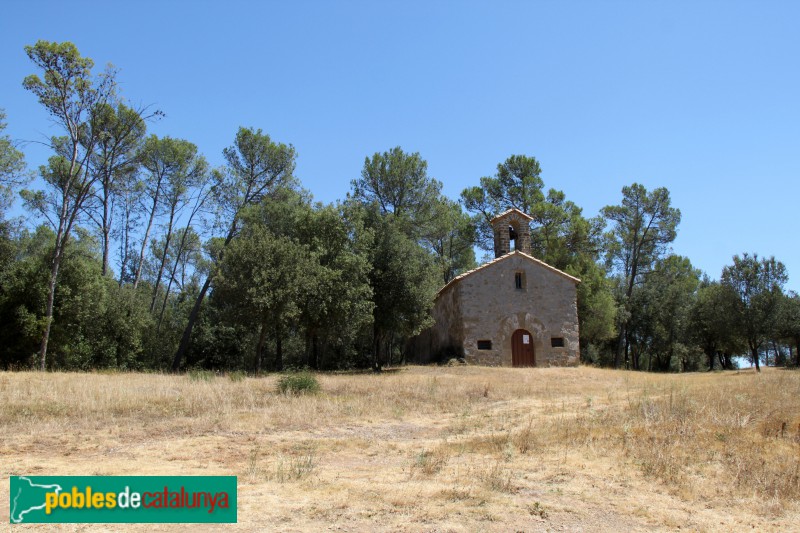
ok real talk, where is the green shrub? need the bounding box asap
[228,370,246,382]
[187,369,215,382]
[277,372,320,394]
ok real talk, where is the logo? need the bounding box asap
[10,476,236,524]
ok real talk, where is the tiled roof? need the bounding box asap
[489,208,534,223]
[436,250,581,298]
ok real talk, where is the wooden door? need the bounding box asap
[511,329,535,367]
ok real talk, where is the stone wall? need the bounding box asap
[406,281,465,363]
[457,253,579,367]
[430,283,465,360]
[492,209,532,257]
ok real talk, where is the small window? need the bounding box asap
[477,340,492,350]
[551,337,564,348]
[514,271,525,290]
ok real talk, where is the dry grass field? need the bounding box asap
[1,365,799,532]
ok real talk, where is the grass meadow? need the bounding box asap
[1,365,798,531]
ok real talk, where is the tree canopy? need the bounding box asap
[1,40,796,374]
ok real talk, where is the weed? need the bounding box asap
[479,461,515,492]
[228,370,246,382]
[271,450,318,482]
[246,445,262,480]
[187,369,215,382]
[514,416,536,454]
[277,371,320,394]
[528,501,548,519]
[410,447,450,476]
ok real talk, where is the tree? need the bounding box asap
[351,146,442,233]
[627,255,700,371]
[349,148,444,369]
[0,224,154,370]
[0,226,51,368]
[689,279,742,370]
[461,154,544,254]
[215,222,314,373]
[0,108,28,217]
[421,197,477,284]
[462,155,615,359]
[114,176,145,285]
[777,292,800,367]
[721,253,788,372]
[136,136,208,311]
[212,194,373,372]
[85,102,150,276]
[171,127,296,371]
[602,183,681,368]
[21,40,118,370]
[132,135,205,290]
[361,206,439,369]
[569,257,617,356]
[155,223,205,333]
[297,203,373,369]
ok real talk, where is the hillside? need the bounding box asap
[2,366,798,531]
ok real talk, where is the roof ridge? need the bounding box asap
[489,208,534,223]
[436,251,580,298]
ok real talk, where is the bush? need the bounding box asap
[228,370,246,382]
[187,369,215,382]
[277,371,320,394]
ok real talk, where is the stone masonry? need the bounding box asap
[408,208,580,367]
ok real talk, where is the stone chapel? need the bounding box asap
[410,208,580,367]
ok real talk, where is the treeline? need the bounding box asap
[0,41,797,373]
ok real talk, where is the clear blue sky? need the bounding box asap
[2,1,798,291]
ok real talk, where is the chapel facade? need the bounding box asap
[411,208,580,367]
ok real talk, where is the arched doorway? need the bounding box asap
[511,329,535,367]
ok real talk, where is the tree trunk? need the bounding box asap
[309,334,319,370]
[614,324,626,368]
[624,331,631,370]
[372,324,382,371]
[158,218,199,331]
[118,197,132,287]
[38,191,72,371]
[133,192,160,290]
[38,253,63,371]
[101,225,111,277]
[276,333,283,372]
[751,345,761,372]
[171,273,213,372]
[255,321,267,375]
[150,210,176,312]
[776,342,783,365]
[171,219,239,372]
[100,178,112,277]
[795,338,800,367]
[669,343,675,372]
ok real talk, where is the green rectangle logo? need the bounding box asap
[10,476,237,523]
